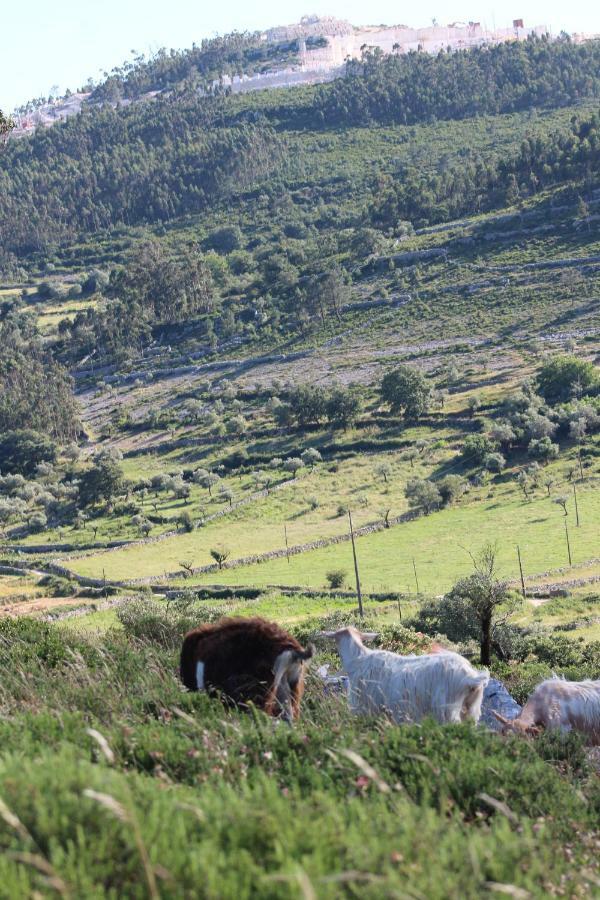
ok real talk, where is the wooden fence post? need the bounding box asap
[348,510,364,619]
[412,558,420,595]
[564,520,572,566]
[516,545,526,598]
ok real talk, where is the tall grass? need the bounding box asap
[0,616,596,896]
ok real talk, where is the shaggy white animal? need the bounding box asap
[322,627,489,724]
[494,678,600,743]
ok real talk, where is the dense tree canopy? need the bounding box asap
[536,355,599,404]
[0,320,80,442]
[314,37,600,128]
[380,365,431,419]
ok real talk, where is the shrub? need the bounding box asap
[405,478,441,514]
[528,436,559,462]
[483,451,506,473]
[437,474,467,505]
[27,512,48,533]
[325,569,347,589]
[178,511,194,532]
[301,447,322,468]
[117,597,224,648]
[461,434,496,465]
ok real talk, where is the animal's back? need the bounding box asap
[180,617,303,702]
[347,650,488,723]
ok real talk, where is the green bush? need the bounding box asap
[116,597,225,648]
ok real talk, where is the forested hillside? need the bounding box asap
[3,35,600,263]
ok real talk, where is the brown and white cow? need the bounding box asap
[180,617,314,722]
[494,678,600,744]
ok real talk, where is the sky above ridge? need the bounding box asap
[2,0,600,111]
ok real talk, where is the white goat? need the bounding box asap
[322,627,489,724]
[494,678,600,743]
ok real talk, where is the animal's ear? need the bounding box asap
[317,631,337,640]
[360,631,380,643]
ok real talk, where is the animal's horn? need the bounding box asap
[492,711,511,725]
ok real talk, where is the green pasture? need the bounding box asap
[64,446,456,578]
[178,480,600,595]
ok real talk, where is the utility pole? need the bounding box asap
[412,557,420,595]
[564,520,572,567]
[516,545,526,598]
[573,483,580,528]
[284,524,290,564]
[348,510,364,619]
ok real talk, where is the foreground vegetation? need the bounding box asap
[0,605,596,898]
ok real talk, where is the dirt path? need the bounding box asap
[0,596,84,617]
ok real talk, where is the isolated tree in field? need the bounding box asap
[400,448,419,469]
[405,478,441,515]
[301,448,322,468]
[536,355,598,404]
[131,515,151,536]
[380,365,431,420]
[375,462,392,483]
[542,474,555,496]
[553,495,569,517]
[171,477,191,503]
[210,546,230,569]
[201,473,221,496]
[283,457,303,476]
[445,544,516,665]
[517,470,534,501]
[219,486,234,507]
[192,468,209,486]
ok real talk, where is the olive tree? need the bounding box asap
[444,545,518,665]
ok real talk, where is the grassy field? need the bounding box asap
[65,467,600,592]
